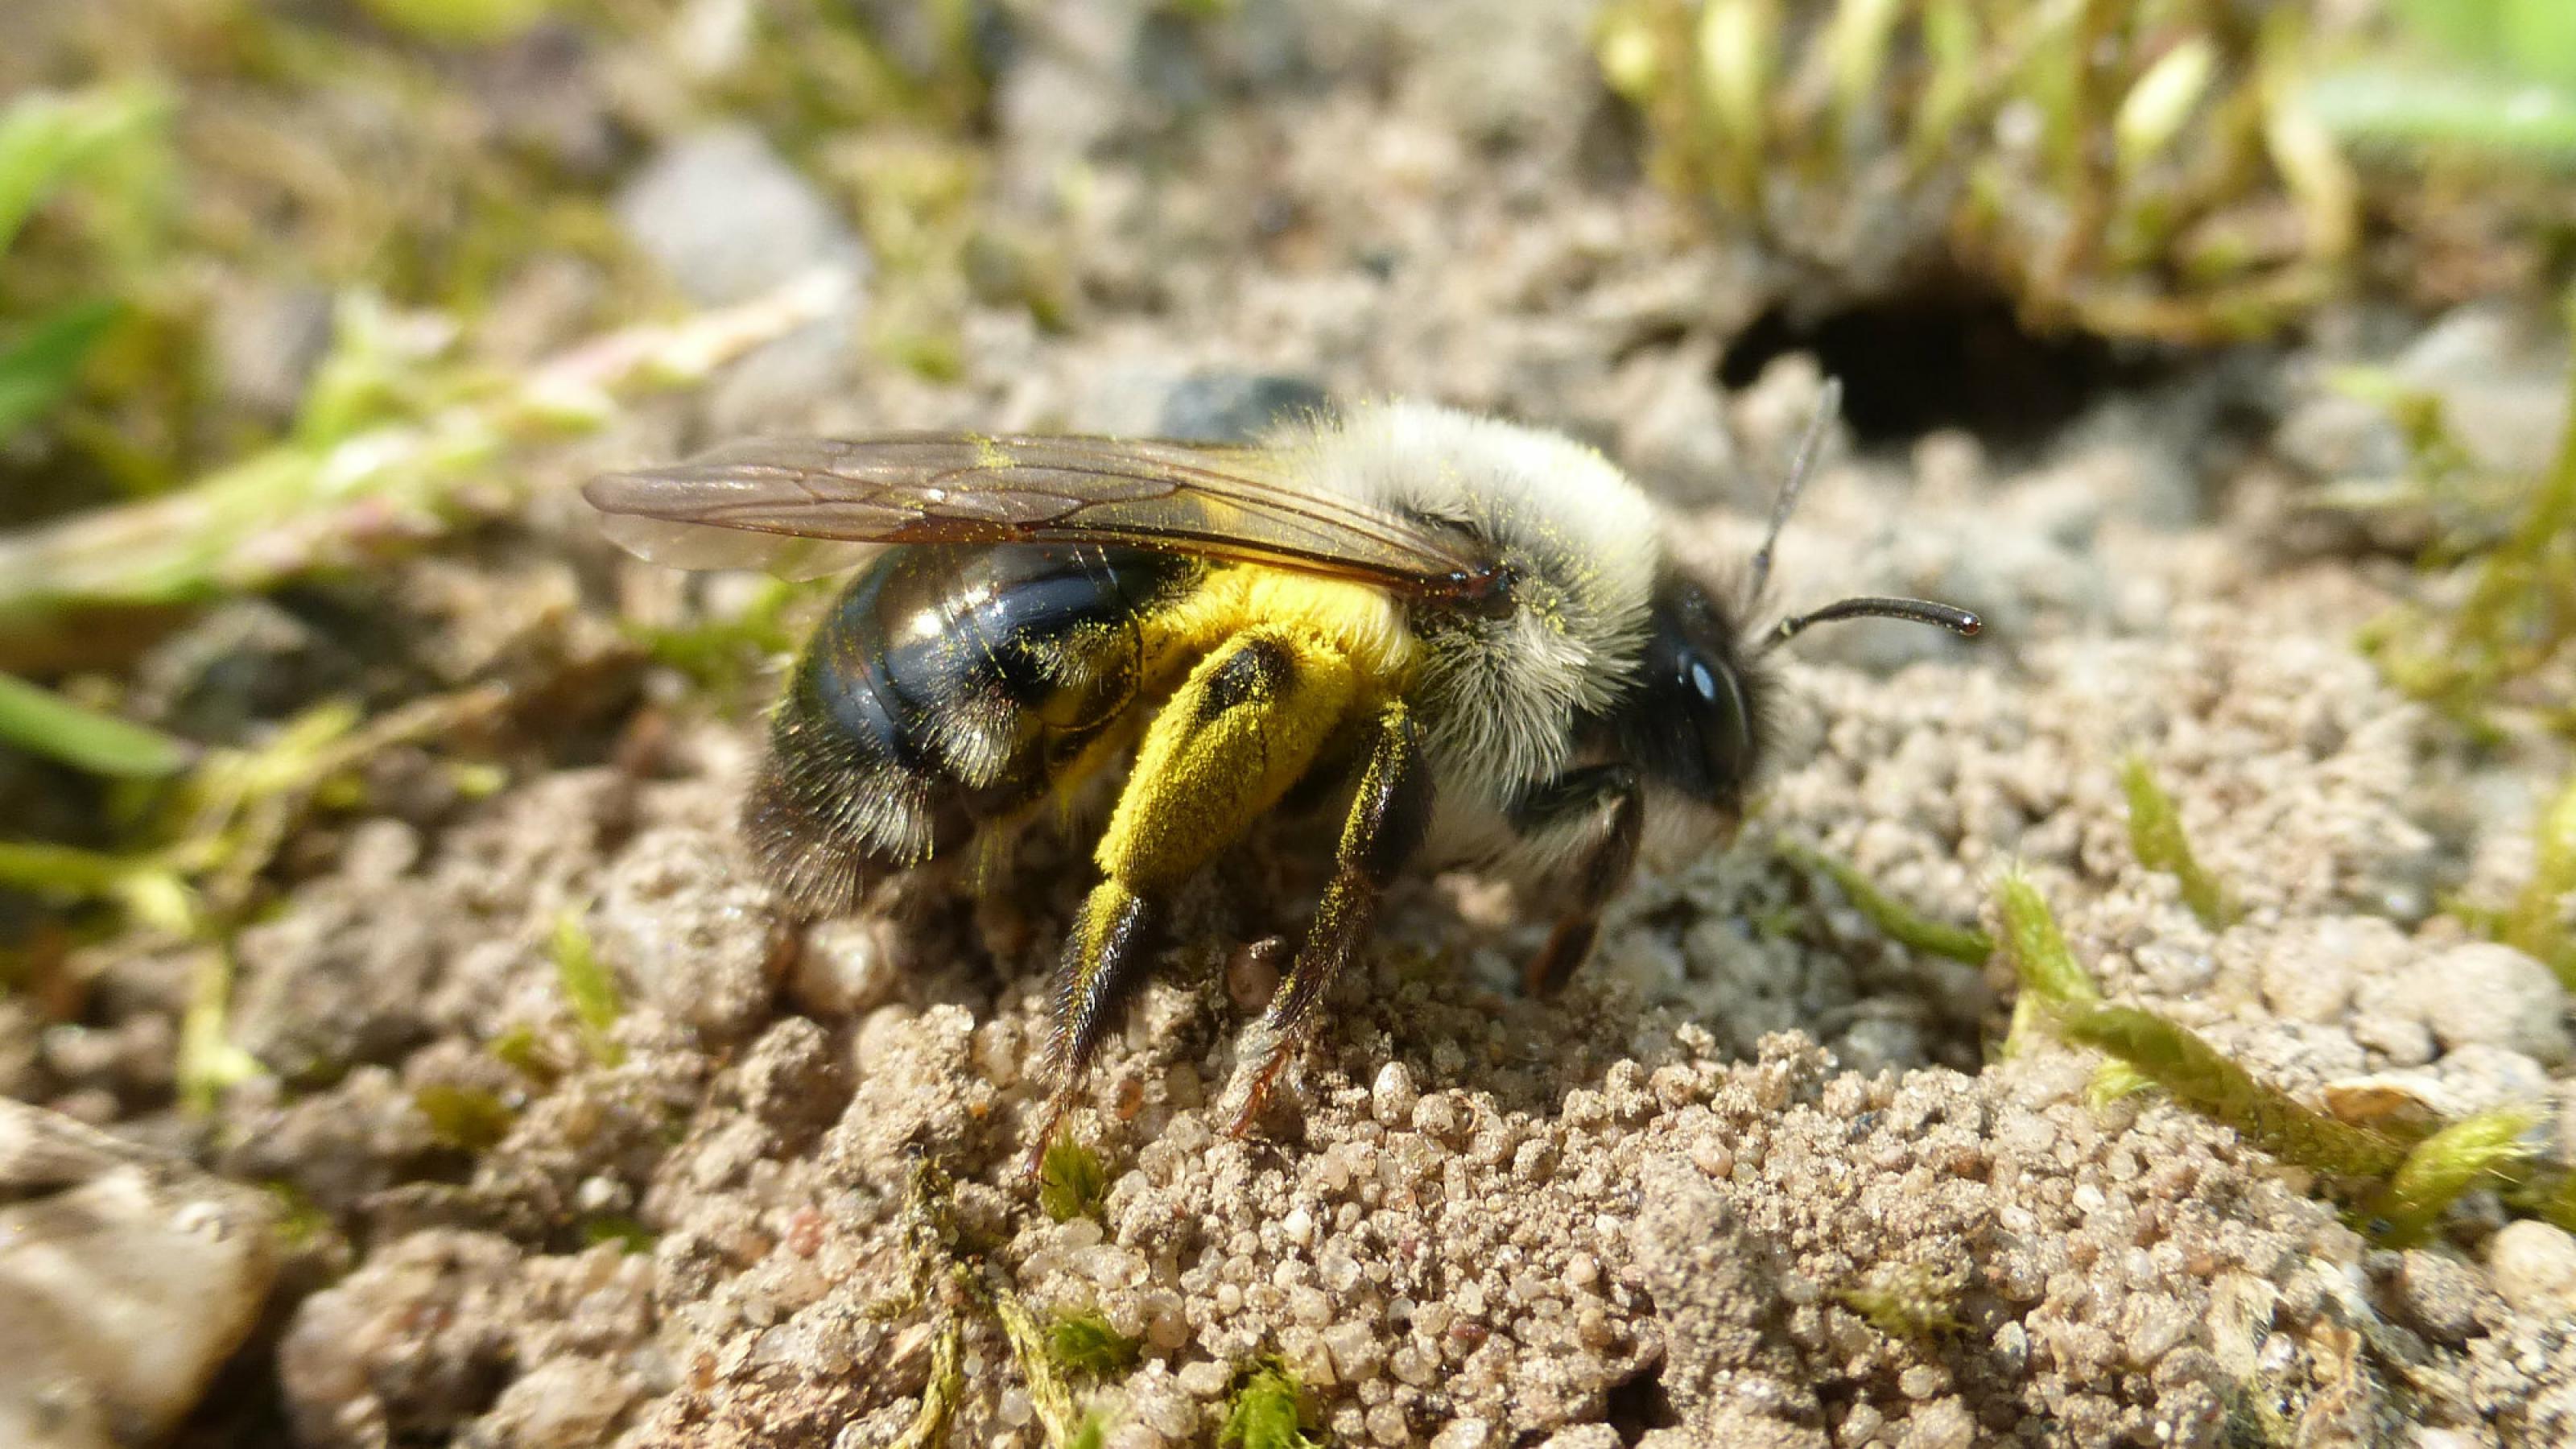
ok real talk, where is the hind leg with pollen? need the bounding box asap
[1034,627,1358,1156]
[1224,698,1430,1135]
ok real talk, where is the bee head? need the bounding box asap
[1612,576,1769,819]
[1608,378,1984,824]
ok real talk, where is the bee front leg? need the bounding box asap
[1224,700,1431,1137]
[1033,628,1357,1160]
[1512,764,1644,997]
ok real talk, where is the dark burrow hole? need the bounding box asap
[1718,278,2174,448]
[1599,1352,1677,1443]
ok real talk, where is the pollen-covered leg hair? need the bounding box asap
[1512,764,1645,997]
[1038,626,1358,1146]
[1224,699,1431,1136]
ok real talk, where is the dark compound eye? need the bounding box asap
[1605,579,1764,813]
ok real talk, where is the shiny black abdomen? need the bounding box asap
[747,543,1196,911]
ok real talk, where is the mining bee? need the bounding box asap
[585,383,1979,1141]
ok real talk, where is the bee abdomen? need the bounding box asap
[748,544,1192,914]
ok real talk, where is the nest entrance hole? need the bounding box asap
[1718,279,2169,448]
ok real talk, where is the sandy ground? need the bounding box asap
[5,2,2575,1447]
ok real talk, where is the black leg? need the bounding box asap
[1224,699,1432,1135]
[1513,764,1644,997]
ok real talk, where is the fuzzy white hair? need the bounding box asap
[1288,402,1663,874]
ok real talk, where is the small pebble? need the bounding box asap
[2486,1220,2576,1317]
[2405,943,2571,1066]
[1372,1062,1419,1127]
[1899,1397,1978,1449]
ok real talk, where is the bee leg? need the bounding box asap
[1036,628,1358,1146]
[1225,700,1432,1137]
[1513,765,1644,997]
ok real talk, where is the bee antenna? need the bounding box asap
[1746,375,1843,606]
[1761,596,1983,655]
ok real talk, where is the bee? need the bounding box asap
[584,383,1978,1138]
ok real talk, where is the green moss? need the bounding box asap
[2359,1105,2542,1245]
[634,576,812,709]
[2301,67,2576,165]
[2500,772,2576,991]
[2087,1058,2157,1110]
[176,943,260,1113]
[353,0,563,47]
[580,1215,656,1254]
[0,840,196,935]
[261,1179,335,1249]
[1994,870,2099,1058]
[551,911,623,1067]
[1995,824,2565,1246]
[488,1022,555,1080]
[2120,755,2235,929]
[1777,840,1994,965]
[2058,1003,2410,1179]
[2361,298,2576,735]
[1047,1311,1141,1377]
[1038,1129,1111,1224]
[1593,0,2359,344]
[986,1283,1083,1442]
[1221,1362,1319,1449]
[2306,0,2576,162]
[0,284,836,661]
[1836,1261,1966,1340]
[2533,1169,2576,1233]
[888,1317,965,1449]
[413,1082,515,1153]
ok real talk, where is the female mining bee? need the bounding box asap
[584,384,1979,1138]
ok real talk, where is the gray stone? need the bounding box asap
[2403,942,2571,1067]
[2487,1220,2576,1319]
[0,1100,279,1449]
[208,280,334,421]
[613,125,866,306]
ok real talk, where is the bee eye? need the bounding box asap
[1604,580,1765,816]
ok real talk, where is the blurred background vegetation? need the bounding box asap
[1,0,2573,1041]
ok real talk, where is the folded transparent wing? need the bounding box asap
[583,434,1495,596]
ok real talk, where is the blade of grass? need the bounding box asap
[0,299,123,440]
[0,671,192,777]
[0,85,170,253]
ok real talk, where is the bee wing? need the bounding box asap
[583,434,1495,595]
[592,510,886,581]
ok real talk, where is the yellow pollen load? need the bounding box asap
[1144,564,1416,692]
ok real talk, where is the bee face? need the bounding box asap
[1607,576,1767,821]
